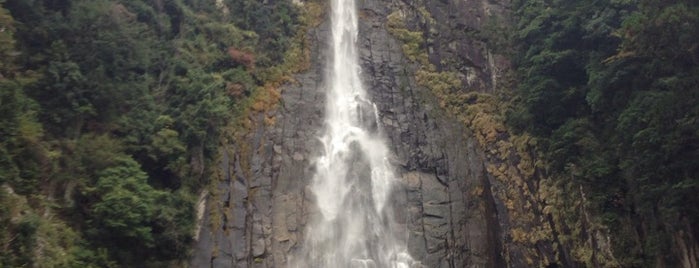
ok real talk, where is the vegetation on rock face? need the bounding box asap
[387,0,698,266]
[205,0,323,256]
[0,0,302,266]
[387,10,429,66]
[509,0,699,266]
[385,3,568,266]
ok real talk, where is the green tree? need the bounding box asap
[87,156,162,263]
[87,156,195,264]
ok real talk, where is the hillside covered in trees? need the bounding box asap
[509,0,698,266]
[0,0,307,266]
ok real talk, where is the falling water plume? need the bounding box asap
[291,0,420,267]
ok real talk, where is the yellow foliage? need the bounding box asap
[417,7,436,26]
[525,256,534,265]
[299,1,326,28]
[506,199,515,210]
[511,227,528,243]
[416,70,461,92]
[472,185,484,196]
[496,140,512,157]
[264,116,276,126]
[386,11,429,65]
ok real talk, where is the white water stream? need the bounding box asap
[292,0,419,267]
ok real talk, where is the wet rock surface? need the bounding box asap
[190,0,509,267]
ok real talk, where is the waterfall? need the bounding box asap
[291,0,419,267]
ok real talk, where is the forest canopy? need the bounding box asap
[0,0,301,266]
[510,0,699,266]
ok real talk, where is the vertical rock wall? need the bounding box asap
[355,0,504,266]
[189,0,562,267]
[190,20,329,267]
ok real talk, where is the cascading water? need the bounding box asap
[292,0,419,267]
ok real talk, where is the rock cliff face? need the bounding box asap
[190,18,327,267]
[189,0,539,267]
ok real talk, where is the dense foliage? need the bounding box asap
[510,0,699,265]
[0,0,300,266]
